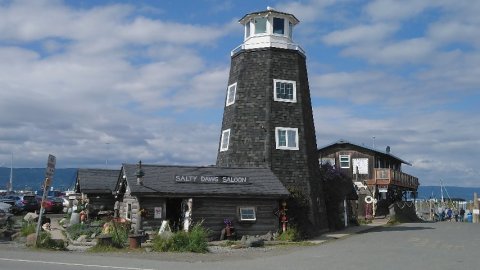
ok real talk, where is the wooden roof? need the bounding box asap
[118,164,289,199]
[76,168,120,194]
[318,139,412,166]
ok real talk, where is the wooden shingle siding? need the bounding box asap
[86,193,115,211]
[193,198,279,237]
[137,197,166,231]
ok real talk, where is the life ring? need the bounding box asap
[364,196,374,204]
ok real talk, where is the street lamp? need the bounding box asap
[135,160,145,185]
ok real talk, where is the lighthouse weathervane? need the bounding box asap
[217,7,328,231]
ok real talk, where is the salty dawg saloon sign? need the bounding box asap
[175,175,249,184]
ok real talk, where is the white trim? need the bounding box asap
[226,82,237,106]
[339,155,350,168]
[220,129,231,152]
[273,79,297,103]
[239,206,256,221]
[275,127,299,150]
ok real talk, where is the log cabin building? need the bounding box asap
[75,169,119,215]
[114,164,289,237]
[318,140,419,217]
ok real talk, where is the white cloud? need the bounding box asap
[365,0,432,22]
[323,23,398,46]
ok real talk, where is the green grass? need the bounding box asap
[20,221,36,237]
[88,245,123,252]
[152,224,209,253]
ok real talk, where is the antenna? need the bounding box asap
[372,136,376,149]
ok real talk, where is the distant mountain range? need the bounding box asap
[0,167,77,191]
[1,167,479,200]
[417,185,480,201]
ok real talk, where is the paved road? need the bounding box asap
[0,221,479,270]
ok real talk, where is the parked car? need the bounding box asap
[1,194,39,214]
[40,197,64,213]
[15,195,40,213]
[0,196,16,212]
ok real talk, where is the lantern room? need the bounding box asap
[234,7,302,54]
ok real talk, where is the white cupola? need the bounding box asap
[234,7,301,54]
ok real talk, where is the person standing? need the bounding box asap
[459,208,465,222]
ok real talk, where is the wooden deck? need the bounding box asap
[365,168,419,190]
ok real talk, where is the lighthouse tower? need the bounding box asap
[216,8,328,231]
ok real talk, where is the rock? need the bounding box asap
[90,233,97,239]
[26,233,37,247]
[240,235,247,244]
[23,212,38,222]
[220,228,226,240]
[260,231,273,241]
[245,237,264,248]
[76,235,88,242]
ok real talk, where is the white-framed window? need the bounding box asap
[339,155,350,168]
[220,129,231,152]
[239,207,256,221]
[275,127,299,150]
[254,17,267,34]
[226,83,237,106]
[273,17,285,35]
[274,79,296,102]
[320,158,335,166]
[126,203,132,220]
[245,21,251,38]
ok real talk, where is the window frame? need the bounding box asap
[339,155,351,169]
[220,129,231,152]
[273,79,297,103]
[226,82,237,106]
[272,17,285,35]
[254,17,267,34]
[126,203,132,220]
[238,206,257,221]
[275,127,299,150]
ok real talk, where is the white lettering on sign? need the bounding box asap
[175,175,198,182]
[222,176,247,183]
[175,175,249,184]
[200,176,219,183]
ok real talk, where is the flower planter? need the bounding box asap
[128,234,142,249]
[96,235,113,246]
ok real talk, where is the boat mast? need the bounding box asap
[440,179,444,204]
[9,152,13,192]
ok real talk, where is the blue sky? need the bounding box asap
[0,0,479,189]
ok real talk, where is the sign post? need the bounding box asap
[35,154,56,247]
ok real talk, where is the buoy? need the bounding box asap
[365,196,374,204]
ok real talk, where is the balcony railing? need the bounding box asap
[366,168,419,190]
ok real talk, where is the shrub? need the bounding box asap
[37,232,66,250]
[152,224,209,253]
[21,221,36,237]
[277,226,301,242]
[66,223,102,240]
[108,221,130,248]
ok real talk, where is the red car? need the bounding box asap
[38,197,64,213]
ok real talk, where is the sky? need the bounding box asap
[0,0,479,188]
